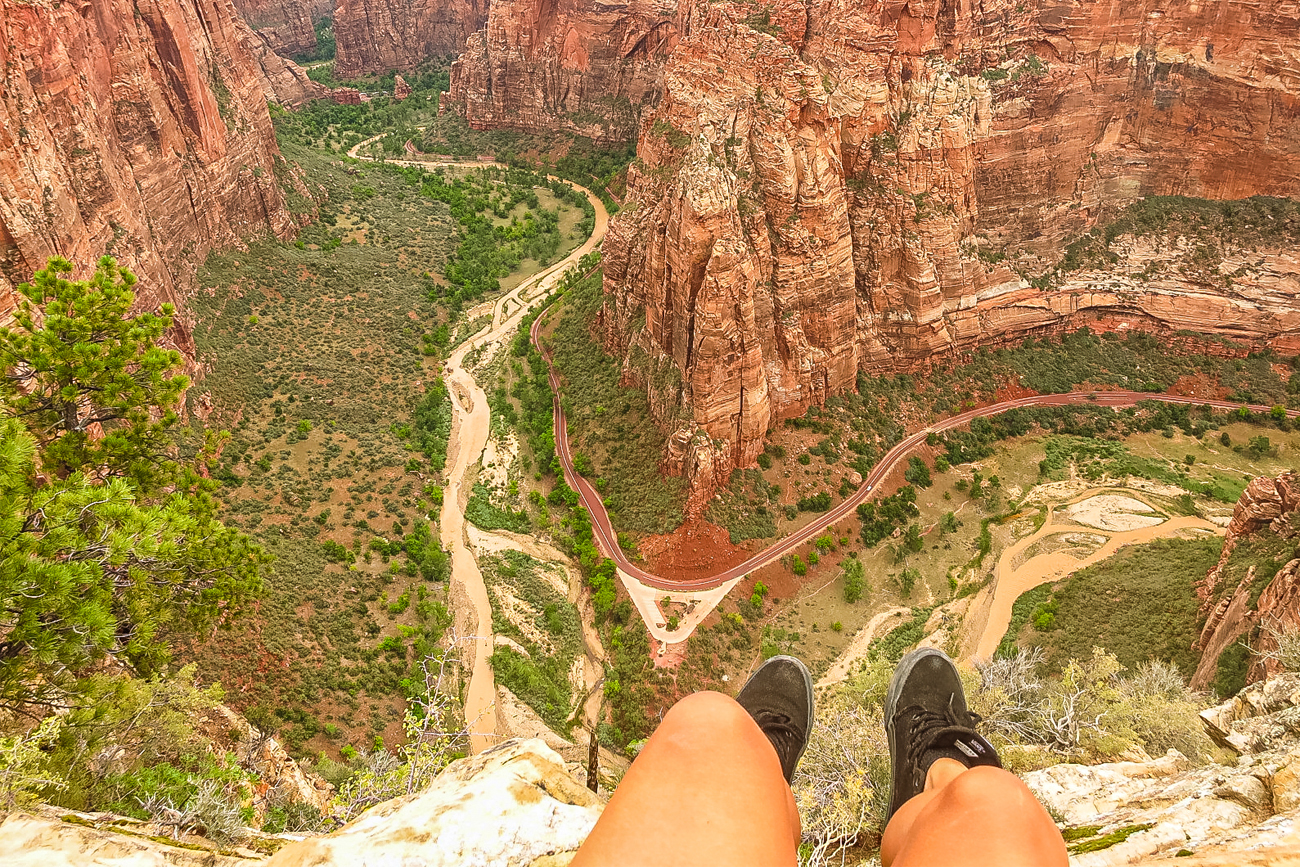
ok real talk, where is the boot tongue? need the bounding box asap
[917,724,1002,783]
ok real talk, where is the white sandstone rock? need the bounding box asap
[266,738,603,867]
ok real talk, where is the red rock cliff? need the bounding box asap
[333,0,485,78]
[445,0,681,143]
[0,0,302,329]
[597,0,1300,478]
[229,0,326,58]
[1192,472,1300,691]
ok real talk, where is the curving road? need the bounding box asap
[528,344,1300,593]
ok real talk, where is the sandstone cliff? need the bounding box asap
[445,0,682,142]
[596,0,1300,476]
[1192,471,1300,691]
[333,0,485,79]
[0,0,303,328]
[229,0,326,59]
[17,690,1300,865]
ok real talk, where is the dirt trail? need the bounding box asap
[817,607,911,688]
[967,489,1223,661]
[348,136,610,752]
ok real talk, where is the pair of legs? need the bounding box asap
[573,656,1066,866]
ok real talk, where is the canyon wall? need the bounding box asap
[445,0,682,143]
[0,0,302,332]
[333,0,486,79]
[230,0,325,58]
[596,0,1300,474]
[1193,471,1300,691]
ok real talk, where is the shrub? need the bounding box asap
[904,455,932,488]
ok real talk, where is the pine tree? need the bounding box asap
[0,256,188,490]
[0,258,267,714]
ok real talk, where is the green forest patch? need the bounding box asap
[1026,538,1222,677]
[482,551,583,734]
[542,271,687,535]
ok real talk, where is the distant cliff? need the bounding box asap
[333,0,486,78]
[445,0,681,143]
[0,0,309,333]
[229,0,329,58]
[592,0,1300,476]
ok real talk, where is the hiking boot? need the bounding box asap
[884,647,1001,823]
[736,655,814,784]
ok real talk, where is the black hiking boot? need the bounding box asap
[884,647,1002,823]
[736,655,814,784]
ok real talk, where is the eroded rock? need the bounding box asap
[266,738,604,866]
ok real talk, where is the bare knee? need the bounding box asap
[662,690,751,732]
[939,766,1041,813]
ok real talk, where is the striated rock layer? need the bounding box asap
[1193,471,1300,691]
[0,0,305,331]
[445,0,682,142]
[595,0,1300,481]
[229,0,327,58]
[333,0,485,79]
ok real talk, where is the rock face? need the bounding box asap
[0,0,303,328]
[0,739,601,866]
[266,738,604,866]
[1193,472,1300,691]
[0,807,267,866]
[214,705,335,817]
[1025,674,1300,865]
[228,0,323,58]
[333,0,486,79]
[445,0,682,142]
[594,0,1300,479]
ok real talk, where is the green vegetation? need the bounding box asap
[1038,435,1247,503]
[544,268,687,534]
[482,552,582,732]
[1043,196,1300,289]
[904,455,932,488]
[858,486,920,546]
[996,583,1055,658]
[868,607,935,663]
[1026,538,1222,678]
[422,111,634,212]
[842,557,867,603]
[281,59,453,155]
[705,468,779,543]
[0,257,265,713]
[465,484,531,533]
[289,15,337,64]
[419,166,593,312]
[1067,824,1155,855]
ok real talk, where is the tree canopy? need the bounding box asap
[0,257,266,714]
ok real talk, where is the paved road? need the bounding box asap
[527,347,1300,593]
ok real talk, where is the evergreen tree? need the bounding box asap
[0,256,188,490]
[0,258,267,714]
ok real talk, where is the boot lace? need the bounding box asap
[753,709,801,759]
[901,695,984,773]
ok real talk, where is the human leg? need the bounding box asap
[572,657,812,867]
[882,759,1067,866]
[880,649,1066,867]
